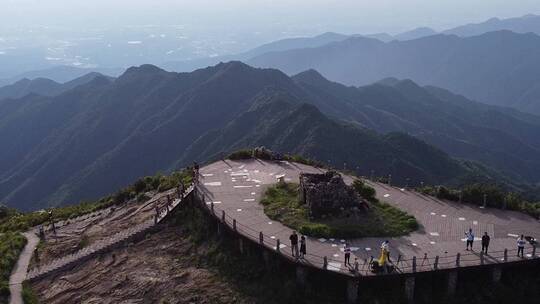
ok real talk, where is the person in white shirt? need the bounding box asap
[517,234,527,258]
[465,228,475,251]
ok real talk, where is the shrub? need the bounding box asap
[352,180,376,201]
[299,223,332,238]
[228,149,253,160]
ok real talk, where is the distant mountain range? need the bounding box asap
[0,62,480,211]
[0,72,113,100]
[2,62,540,210]
[0,66,121,88]
[443,14,540,37]
[248,30,540,114]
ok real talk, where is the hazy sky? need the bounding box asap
[2,0,540,34]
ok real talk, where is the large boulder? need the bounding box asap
[299,171,363,219]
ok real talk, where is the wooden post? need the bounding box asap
[504,249,508,262]
[434,256,439,270]
[221,210,225,222]
[233,219,237,231]
[412,256,417,273]
[211,201,214,214]
[533,245,537,258]
[259,232,264,245]
[276,239,280,252]
[456,253,461,267]
[323,256,328,270]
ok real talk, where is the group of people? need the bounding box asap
[289,231,392,274]
[465,228,532,258]
[289,231,307,259]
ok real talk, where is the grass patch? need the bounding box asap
[22,282,39,304]
[261,182,418,238]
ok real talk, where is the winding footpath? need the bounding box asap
[9,231,39,304]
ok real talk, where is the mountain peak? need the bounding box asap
[124,64,166,75]
[292,69,329,84]
[116,64,169,83]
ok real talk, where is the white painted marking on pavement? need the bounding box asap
[204,182,222,186]
[234,185,253,188]
[243,199,255,202]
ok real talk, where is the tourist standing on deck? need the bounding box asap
[344,243,351,265]
[290,231,299,257]
[481,232,490,254]
[465,228,475,251]
[300,235,306,259]
[517,235,527,258]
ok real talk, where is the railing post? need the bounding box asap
[259,232,264,245]
[397,254,402,265]
[456,253,461,267]
[504,249,508,262]
[233,219,237,231]
[480,251,484,265]
[323,256,328,270]
[276,239,280,252]
[434,256,439,270]
[210,201,214,214]
[412,256,417,273]
[533,245,537,258]
[221,210,225,222]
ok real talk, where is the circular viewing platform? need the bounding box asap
[196,159,540,277]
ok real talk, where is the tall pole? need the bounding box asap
[483,194,487,208]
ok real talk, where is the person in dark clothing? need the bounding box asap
[289,231,299,257]
[481,232,490,254]
[344,243,351,265]
[299,235,306,259]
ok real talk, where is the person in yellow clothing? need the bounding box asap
[379,240,391,273]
